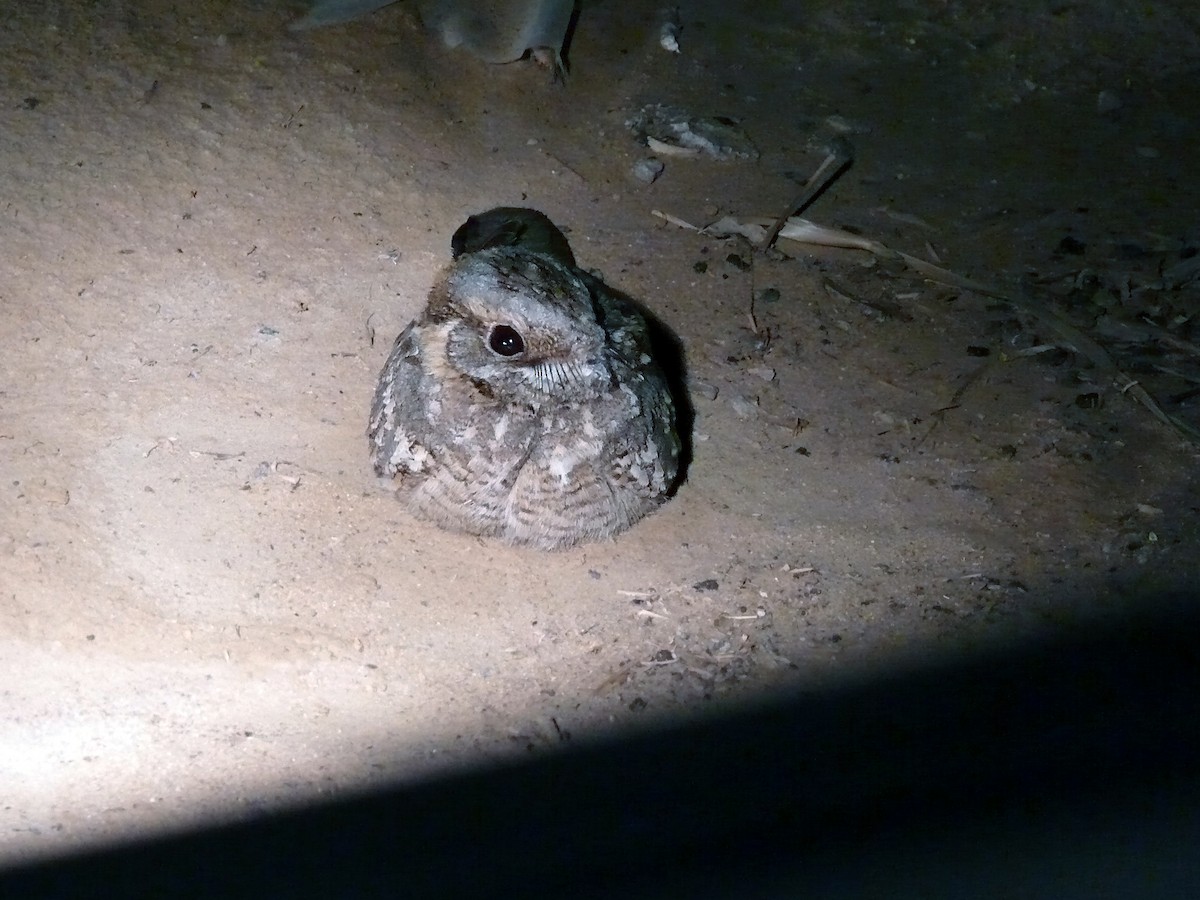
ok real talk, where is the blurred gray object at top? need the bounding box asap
[290,0,577,72]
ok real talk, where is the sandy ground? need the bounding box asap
[2,0,1199,862]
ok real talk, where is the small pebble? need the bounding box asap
[631,157,664,184]
[730,395,759,418]
[659,23,681,53]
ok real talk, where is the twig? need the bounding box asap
[760,137,854,250]
[192,449,246,461]
[786,221,1199,441]
[1154,365,1200,385]
[917,345,1062,447]
[592,663,634,694]
[651,209,699,231]
[635,608,668,620]
[1138,317,1200,359]
[822,276,914,322]
[661,209,1200,445]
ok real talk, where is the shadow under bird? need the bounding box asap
[368,208,680,550]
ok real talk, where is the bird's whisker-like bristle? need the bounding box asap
[531,360,582,393]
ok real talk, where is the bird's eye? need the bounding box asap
[488,324,525,357]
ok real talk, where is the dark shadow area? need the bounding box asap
[4,595,1197,898]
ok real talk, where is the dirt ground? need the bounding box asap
[2,0,1198,862]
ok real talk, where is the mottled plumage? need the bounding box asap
[368,212,679,549]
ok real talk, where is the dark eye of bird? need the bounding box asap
[488,324,525,357]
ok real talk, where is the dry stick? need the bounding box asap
[747,266,760,334]
[1155,365,1200,386]
[659,210,1200,445]
[822,276,914,322]
[1008,277,1200,442]
[764,217,1200,441]
[1083,315,1200,361]
[917,345,1061,448]
[1139,318,1200,360]
[759,138,855,251]
[846,226,1200,442]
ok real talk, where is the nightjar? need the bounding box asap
[368,209,680,549]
